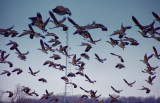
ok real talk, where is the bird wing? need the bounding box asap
[67,17,78,26]
[153,46,158,56]
[40,39,45,50]
[29,67,33,74]
[152,12,160,21]
[49,11,58,24]
[43,17,50,27]
[123,79,129,85]
[85,74,91,81]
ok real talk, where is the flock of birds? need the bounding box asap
[0,5,160,103]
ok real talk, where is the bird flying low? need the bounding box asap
[84,74,96,84]
[123,79,136,87]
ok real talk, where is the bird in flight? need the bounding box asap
[123,79,136,87]
[85,74,96,84]
[95,53,106,63]
[111,86,123,93]
[28,67,40,76]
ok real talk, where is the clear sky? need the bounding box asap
[0,0,160,100]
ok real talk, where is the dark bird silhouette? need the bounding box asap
[140,53,154,65]
[110,53,124,62]
[49,11,68,31]
[80,87,90,93]
[15,48,29,61]
[81,53,90,60]
[53,5,71,16]
[111,86,123,93]
[29,12,50,32]
[153,46,160,59]
[115,63,125,69]
[28,67,40,76]
[61,76,69,82]
[5,91,13,98]
[85,74,96,84]
[109,94,120,103]
[38,39,49,54]
[0,70,11,76]
[41,89,53,99]
[6,40,19,50]
[12,68,23,75]
[145,75,156,85]
[95,53,106,63]
[106,38,119,47]
[138,86,150,94]
[123,79,136,87]
[152,12,160,22]
[38,78,47,83]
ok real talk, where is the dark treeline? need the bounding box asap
[1,95,160,103]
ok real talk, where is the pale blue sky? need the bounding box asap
[0,0,160,99]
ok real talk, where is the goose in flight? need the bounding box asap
[78,42,92,52]
[85,74,96,84]
[110,53,124,62]
[38,39,49,54]
[140,53,154,65]
[132,16,154,31]
[118,40,129,50]
[22,86,31,94]
[145,75,156,85]
[0,51,10,63]
[4,61,13,67]
[50,54,61,60]
[57,64,66,71]
[6,40,19,50]
[49,11,68,31]
[152,12,160,22]
[153,46,160,59]
[89,21,108,31]
[90,90,101,100]
[123,36,139,46]
[61,76,69,82]
[12,68,23,75]
[95,53,106,63]
[106,38,119,48]
[48,38,61,47]
[67,72,76,77]
[2,30,19,37]
[53,5,71,16]
[41,89,53,99]
[138,86,150,94]
[142,68,156,75]
[18,24,45,39]
[0,70,11,76]
[115,63,125,69]
[70,54,81,66]
[76,71,84,76]
[81,53,90,60]
[27,90,39,97]
[0,25,14,33]
[123,79,136,87]
[28,67,40,76]
[29,12,50,32]
[111,86,123,93]
[109,94,120,103]
[15,48,29,61]
[80,87,90,93]
[38,78,47,83]
[5,91,13,98]
[44,32,59,39]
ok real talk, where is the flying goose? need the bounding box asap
[0,25,14,33]
[75,71,84,76]
[5,91,13,98]
[110,53,124,62]
[109,94,120,103]
[123,36,139,46]
[22,86,31,93]
[50,54,61,60]
[80,87,90,93]
[4,61,13,67]
[95,53,106,63]
[78,42,92,52]
[6,40,19,50]
[48,38,61,47]
[89,21,108,31]
[44,32,59,39]
[44,42,56,52]
[38,39,49,54]
[15,48,29,61]
[28,67,40,76]
[152,12,160,22]
[70,54,81,66]
[61,76,69,82]
[111,86,123,93]
[90,90,101,100]
[3,30,19,37]
[12,68,23,75]
[67,72,76,77]
[145,75,156,85]
[140,53,154,65]
[41,89,53,99]
[153,46,160,59]
[118,40,129,50]
[85,74,96,84]
[0,51,10,63]
[49,11,68,31]
[28,91,39,97]
[142,68,156,75]
[53,5,71,16]
[123,79,136,87]
[29,12,50,32]
[81,53,90,60]
[138,86,150,94]
[115,63,125,69]
[106,38,119,47]
[57,64,66,71]
[38,78,47,83]
[0,70,11,76]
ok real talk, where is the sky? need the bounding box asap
[0,0,160,100]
